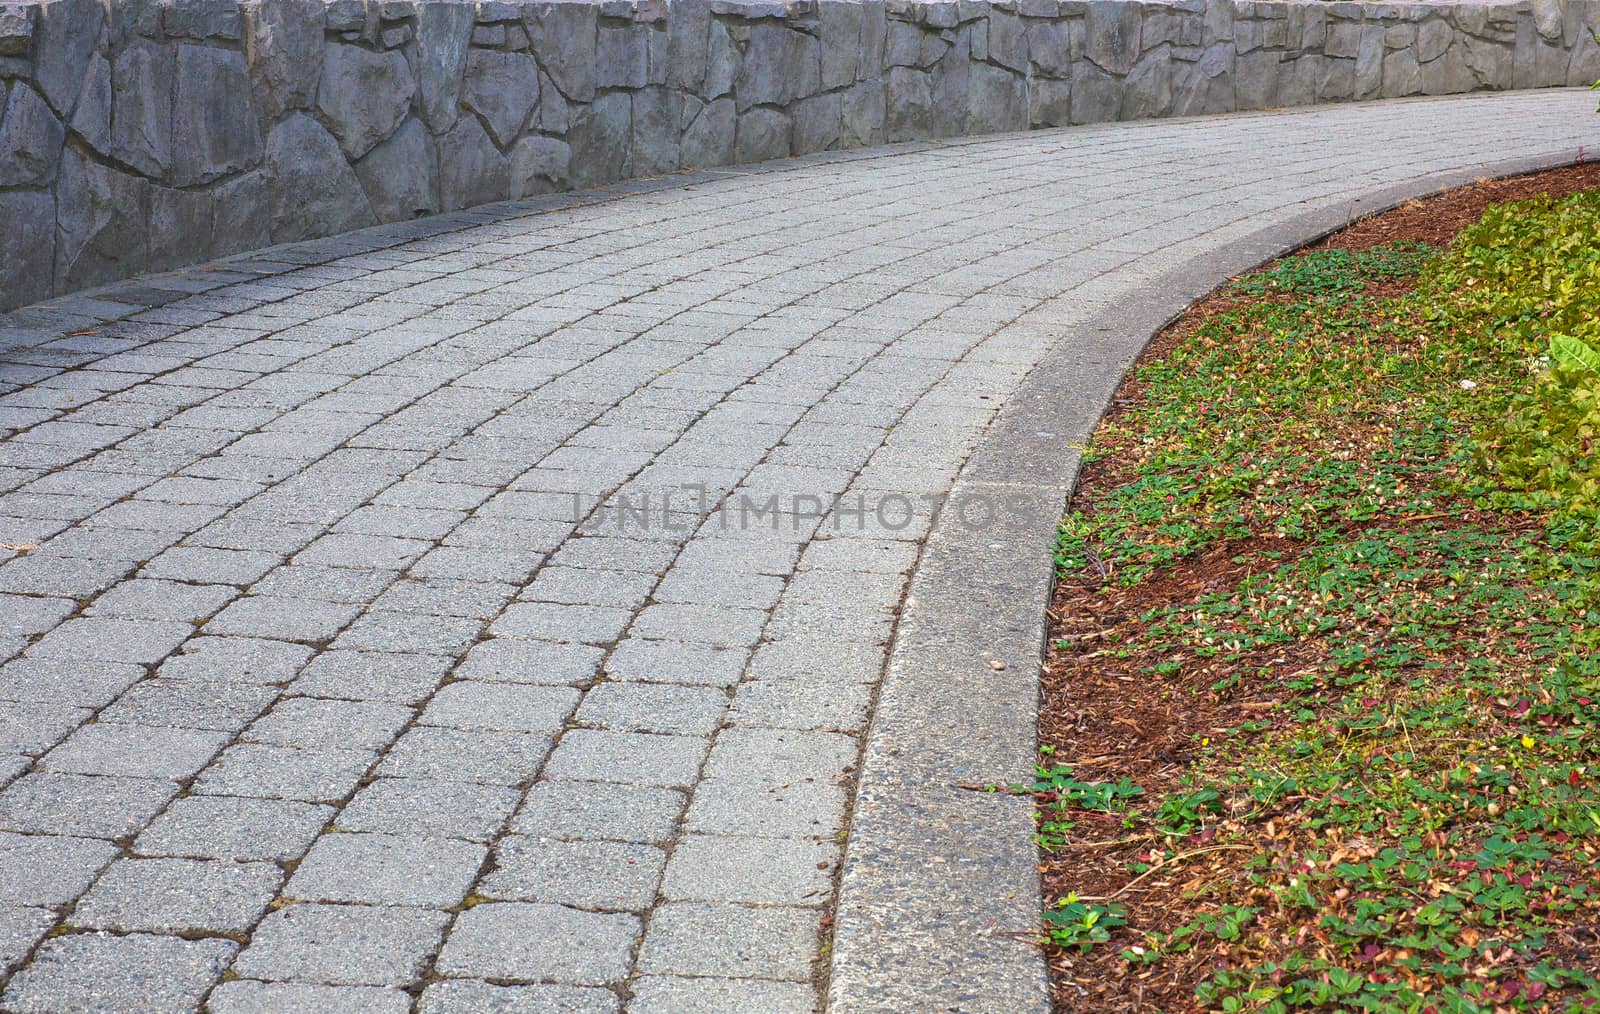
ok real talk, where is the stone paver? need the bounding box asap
[0,91,1595,1011]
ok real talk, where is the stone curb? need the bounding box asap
[825,145,1595,1013]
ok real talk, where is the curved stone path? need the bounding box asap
[0,89,1595,1014]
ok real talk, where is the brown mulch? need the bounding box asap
[1309,162,1600,252]
[1036,162,1600,1013]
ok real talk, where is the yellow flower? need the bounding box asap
[1521,735,1536,750]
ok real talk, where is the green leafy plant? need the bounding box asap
[1155,788,1224,835]
[1038,183,1600,1010]
[1550,334,1600,373]
[1044,894,1127,951]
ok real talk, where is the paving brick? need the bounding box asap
[519,566,656,609]
[0,907,55,978]
[372,578,514,619]
[548,536,678,573]
[0,755,25,789]
[378,727,551,785]
[746,639,884,684]
[574,683,727,736]
[133,796,333,862]
[729,678,874,732]
[0,594,74,637]
[69,857,281,934]
[0,555,134,598]
[0,773,178,839]
[296,533,433,570]
[435,902,639,985]
[603,638,749,687]
[420,682,579,734]
[85,578,238,621]
[512,781,684,843]
[208,981,413,1014]
[543,730,708,789]
[704,728,858,787]
[42,723,229,779]
[662,834,837,905]
[636,902,819,980]
[1,933,238,1013]
[98,680,278,732]
[628,976,818,1014]
[684,777,848,838]
[410,546,545,584]
[157,636,314,684]
[332,610,484,654]
[233,903,450,987]
[491,602,631,646]
[192,744,374,803]
[0,700,94,755]
[245,698,413,752]
[0,831,118,906]
[480,836,665,911]
[140,545,281,585]
[338,778,520,842]
[27,617,193,665]
[0,659,144,708]
[251,564,400,603]
[454,639,602,686]
[289,649,452,704]
[286,832,486,907]
[206,595,363,643]
[653,569,785,610]
[417,981,620,1014]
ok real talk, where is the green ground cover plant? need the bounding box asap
[1039,187,1600,1011]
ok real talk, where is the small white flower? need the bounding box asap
[1459,379,1477,390]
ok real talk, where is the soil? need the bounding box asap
[1036,161,1600,1013]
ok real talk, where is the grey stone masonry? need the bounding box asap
[2,0,1599,310]
[0,88,1596,1011]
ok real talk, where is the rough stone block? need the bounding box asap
[510,133,572,195]
[1070,60,1122,123]
[0,190,55,307]
[355,115,439,221]
[31,0,103,114]
[316,41,415,160]
[884,65,931,140]
[464,48,541,147]
[735,22,823,111]
[632,86,682,176]
[1382,46,1423,96]
[110,40,175,178]
[1026,18,1073,77]
[681,95,735,167]
[243,0,325,119]
[568,90,632,187]
[0,82,65,187]
[1085,0,1142,74]
[527,2,599,102]
[264,112,376,243]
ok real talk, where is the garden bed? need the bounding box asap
[1036,163,1600,1012]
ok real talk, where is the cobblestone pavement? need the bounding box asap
[0,90,1596,1013]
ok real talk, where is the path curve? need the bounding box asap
[0,89,1596,1014]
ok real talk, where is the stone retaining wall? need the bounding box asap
[2,0,1597,311]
